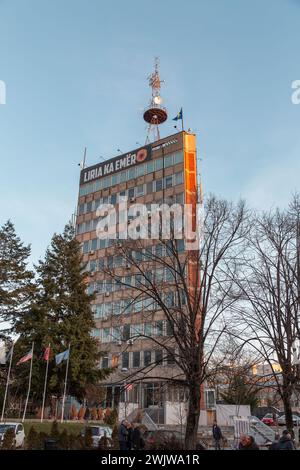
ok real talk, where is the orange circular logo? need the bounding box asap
[136,148,148,163]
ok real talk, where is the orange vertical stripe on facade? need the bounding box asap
[184,133,205,411]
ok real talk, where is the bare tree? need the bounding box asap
[100,195,249,449]
[231,196,300,433]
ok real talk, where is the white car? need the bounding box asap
[0,422,25,448]
[277,414,300,426]
[80,425,112,448]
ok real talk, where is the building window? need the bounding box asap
[144,350,152,367]
[155,350,163,365]
[165,175,173,188]
[128,188,135,199]
[166,320,173,336]
[102,356,109,368]
[86,201,93,213]
[174,151,183,164]
[91,328,100,338]
[111,174,119,186]
[144,323,152,337]
[176,239,185,252]
[146,182,153,194]
[147,161,154,173]
[122,324,131,341]
[155,179,163,192]
[83,241,90,254]
[122,352,129,369]
[131,323,143,337]
[155,321,163,336]
[136,164,145,177]
[175,172,183,185]
[120,171,127,183]
[110,193,117,205]
[175,193,184,204]
[136,184,144,197]
[155,158,163,171]
[112,327,121,342]
[91,238,98,251]
[102,328,111,343]
[78,203,85,215]
[166,348,175,365]
[165,155,173,167]
[132,351,140,368]
[128,167,135,180]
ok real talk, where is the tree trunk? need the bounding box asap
[282,381,294,435]
[185,381,201,450]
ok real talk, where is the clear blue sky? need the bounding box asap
[0,0,299,264]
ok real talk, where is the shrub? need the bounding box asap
[111,424,119,450]
[50,420,60,438]
[58,429,69,450]
[104,408,118,426]
[37,432,48,450]
[26,426,39,450]
[84,427,93,449]
[98,434,112,450]
[1,428,15,450]
[68,433,78,450]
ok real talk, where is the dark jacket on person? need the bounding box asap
[118,423,128,442]
[212,425,222,440]
[238,437,259,450]
[127,427,133,450]
[277,435,295,450]
[132,427,143,450]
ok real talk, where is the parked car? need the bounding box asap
[261,413,277,426]
[80,425,112,448]
[143,429,206,450]
[0,422,25,448]
[277,415,300,426]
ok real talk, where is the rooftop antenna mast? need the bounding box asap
[143,57,168,143]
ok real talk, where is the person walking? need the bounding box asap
[212,420,223,450]
[277,430,295,450]
[118,420,129,451]
[238,434,259,450]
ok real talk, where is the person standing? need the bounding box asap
[212,420,223,450]
[118,420,129,451]
[131,423,144,450]
[126,422,133,450]
[277,430,295,450]
[238,434,259,450]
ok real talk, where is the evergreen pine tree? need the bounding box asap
[12,223,110,404]
[0,220,34,337]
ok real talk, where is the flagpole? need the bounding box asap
[41,343,50,423]
[60,344,71,423]
[22,342,34,423]
[1,342,14,422]
[181,109,184,132]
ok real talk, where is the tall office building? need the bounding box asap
[75,131,200,421]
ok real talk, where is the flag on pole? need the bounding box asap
[17,350,33,366]
[55,349,69,365]
[43,346,51,361]
[172,108,183,121]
